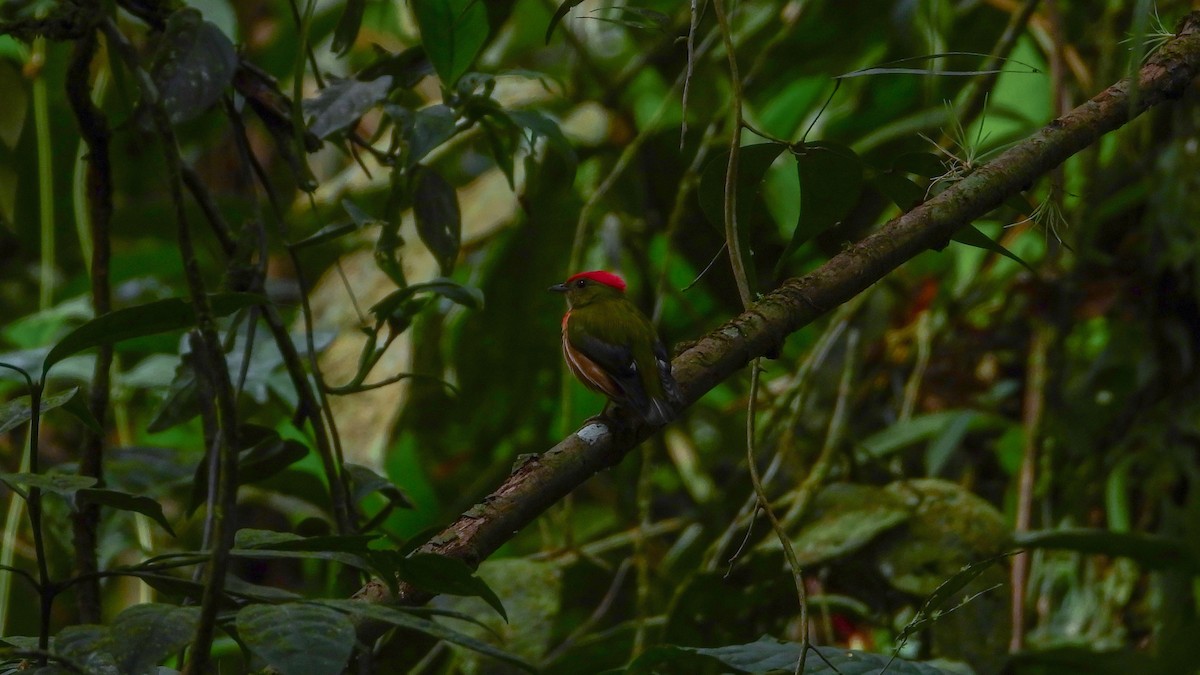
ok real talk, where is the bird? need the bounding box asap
[550,270,683,425]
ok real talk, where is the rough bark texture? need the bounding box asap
[374,13,1200,608]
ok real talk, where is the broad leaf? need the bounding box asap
[411,0,489,86]
[237,603,355,675]
[303,76,393,139]
[777,141,864,273]
[0,472,97,497]
[106,603,199,674]
[0,387,79,435]
[235,528,378,553]
[319,599,536,672]
[397,553,508,621]
[76,488,176,537]
[43,293,262,377]
[370,278,484,323]
[412,166,462,276]
[150,8,238,125]
[346,463,413,508]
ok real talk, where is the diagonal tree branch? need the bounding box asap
[368,12,1200,609]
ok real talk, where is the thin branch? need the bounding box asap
[64,25,113,625]
[712,0,753,308]
[1010,323,1050,650]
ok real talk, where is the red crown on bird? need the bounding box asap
[566,270,627,292]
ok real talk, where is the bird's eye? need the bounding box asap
[575,279,586,288]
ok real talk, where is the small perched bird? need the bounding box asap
[550,270,683,425]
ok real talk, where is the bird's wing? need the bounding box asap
[567,321,652,413]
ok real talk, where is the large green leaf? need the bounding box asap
[237,603,355,675]
[43,293,262,377]
[411,0,489,87]
[150,8,238,125]
[777,141,864,273]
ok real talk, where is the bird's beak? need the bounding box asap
[548,283,568,293]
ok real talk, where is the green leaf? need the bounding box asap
[412,166,462,276]
[0,471,97,497]
[43,293,262,378]
[370,278,484,322]
[872,171,926,211]
[0,60,27,149]
[411,0,489,87]
[76,488,176,537]
[150,8,238,125]
[628,636,959,674]
[698,143,787,233]
[318,599,536,672]
[860,410,999,458]
[236,603,355,675]
[0,387,79,435]
[303,76,393,139]
[1013,528,1200,573]
[235,528,379,553]
[836,52,1042,78]
[106,603,199,674]
[951,225,1035,272]
[397,553,508,621]
[545,0,586,43]
[146,355,200,433]
[924,410,976,476]
[390,103,458,166]
[777,141,864,273]
[190,432,309,513]
[331,0,366,55]
[345,463,412,508]
[58,388,103,434]
[764,483,911,566]
[506,109,578,168]
[892,152,948,178]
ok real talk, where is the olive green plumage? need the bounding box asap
[550,271,682,424]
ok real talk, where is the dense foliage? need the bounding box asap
[1,0,1199,673]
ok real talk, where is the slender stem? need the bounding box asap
[65,25,114,624]
[712,0,753,308]
[27,384,53,659]
[744,362,808,673]
[33,38,54,309]
[1010,323,1049,651]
